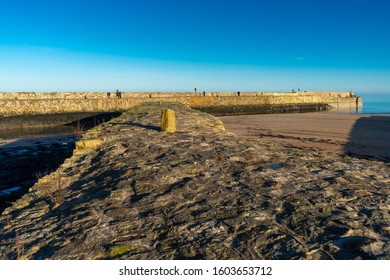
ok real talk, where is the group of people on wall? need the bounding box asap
[106,89,122,98]
[104,89,245,99]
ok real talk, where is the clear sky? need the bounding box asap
[0,0,389,93]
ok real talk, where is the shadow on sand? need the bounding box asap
[344,115,390,162]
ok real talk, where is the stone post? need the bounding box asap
[161,109,176,133]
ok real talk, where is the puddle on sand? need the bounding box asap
[267,164,284,170]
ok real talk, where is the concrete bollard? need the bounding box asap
[161,109,176,133]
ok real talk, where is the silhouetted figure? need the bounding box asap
[116,89,122,98]
[203,91,206,96]
[237,91,240,97]
[194,88,197,93]
[107,92,111,98]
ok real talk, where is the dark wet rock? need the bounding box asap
[0,102,389,260]
[196,103,331,116]
[0,139,75,213]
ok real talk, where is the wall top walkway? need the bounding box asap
[0,91,355,100]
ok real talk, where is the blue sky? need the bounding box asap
[0,0,389,92]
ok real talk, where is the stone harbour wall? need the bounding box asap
[0,91,362,116]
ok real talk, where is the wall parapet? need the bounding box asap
[0,91,362,116]
[0,91,355,100]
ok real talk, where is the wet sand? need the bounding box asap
[220,112,390,161]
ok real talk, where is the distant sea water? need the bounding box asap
[358,93,390,114]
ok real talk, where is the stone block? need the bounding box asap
[161,109,176,133]
[75,138,102,149]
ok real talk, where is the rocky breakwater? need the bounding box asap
[0,102,389,260]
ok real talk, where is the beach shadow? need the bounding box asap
[343,116,390,162]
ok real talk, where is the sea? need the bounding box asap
[358,92,390,114]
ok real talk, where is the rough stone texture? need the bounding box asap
[0,92,361,116]
[75,139,103,150]
[0,102,388,260]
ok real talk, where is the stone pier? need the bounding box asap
[0,91,362,116]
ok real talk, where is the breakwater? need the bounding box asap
[0,102,388,260]
[0,91,361,116]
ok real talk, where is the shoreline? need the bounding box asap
[1,111,390,155]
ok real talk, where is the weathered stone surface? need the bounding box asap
[0,102,388,260]
[160,109,176,133]
[75,139,102,150]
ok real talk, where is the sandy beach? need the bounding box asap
[220,112,390,161]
